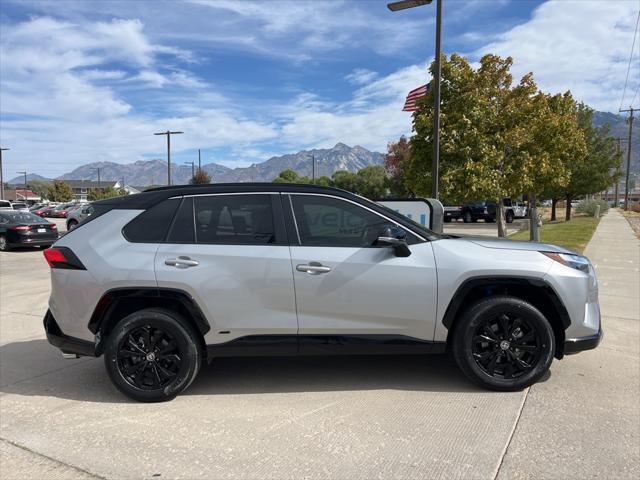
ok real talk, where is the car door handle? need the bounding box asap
[165,256,199,268]
[296,263,331,275]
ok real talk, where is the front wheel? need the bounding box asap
[452,296,554,391]
[0,235,9,251]
[506,211,515,223]
[67,219,78,230]
[104,308,202,402]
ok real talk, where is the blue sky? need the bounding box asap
[0,0,638,178]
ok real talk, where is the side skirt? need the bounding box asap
[206,334,446,361]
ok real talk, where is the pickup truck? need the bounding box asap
[461,199,517,223]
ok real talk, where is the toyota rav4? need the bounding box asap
[43,184,602,402]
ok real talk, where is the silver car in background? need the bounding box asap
[42,184,602,402]
[66,203,94,231]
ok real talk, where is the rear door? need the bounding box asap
[286,193,438,344]
[155,193,298,346]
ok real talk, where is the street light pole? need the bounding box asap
[91,167,101,190]
[185,161,195,180]
[619,107,635,211]
[198,149,202,173]
[312,154,315,184]
[17,171,27,201]
[388,0,441,199]
[0,147,8,200]
[154,130,184,186]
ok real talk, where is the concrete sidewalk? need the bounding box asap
[497,209,640,479]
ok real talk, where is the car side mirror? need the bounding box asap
[376,225,411,257]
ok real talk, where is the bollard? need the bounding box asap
[594,205,600,218]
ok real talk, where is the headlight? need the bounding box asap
[542,252,591,273]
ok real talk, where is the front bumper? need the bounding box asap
[44,309,97,357]
[564,328,603,354]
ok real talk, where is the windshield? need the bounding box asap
[0,212,46,224]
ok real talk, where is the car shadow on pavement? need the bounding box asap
[0,339,496,403]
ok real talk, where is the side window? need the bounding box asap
[193,195,275,245]
[167,197,195,243]
[122,198,180,243]
[291,195,390,247]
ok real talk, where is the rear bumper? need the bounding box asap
[564,328,603,354]
[43,309,97,357]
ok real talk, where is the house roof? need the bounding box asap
[5,189,41,200]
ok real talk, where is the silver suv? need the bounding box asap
[43,184,602,402]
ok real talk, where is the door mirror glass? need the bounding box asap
[376,225,411,257]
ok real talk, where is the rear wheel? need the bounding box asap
[104,308,202,402]
[452,296,554,391]
[463,211,472,223]
[67,219,78,230]
[506,211,515,223]
[0,235,9,251]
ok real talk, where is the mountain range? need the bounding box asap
[47,143,384,186]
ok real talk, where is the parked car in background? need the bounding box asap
[0,211,58,251]
[34,205,58,217]
[462,200,517,223]
[50,202,78,218]
[10,202,30,212]
[29,203,48,212]
[0,200,13,211]
[442,202,463,223]
[66,203,94,230]
[512,201,528,218]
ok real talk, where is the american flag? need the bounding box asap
[402,83,429,112]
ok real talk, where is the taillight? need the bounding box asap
[51,224,57,230]
[11,225,32,231]
[43,247,86,270]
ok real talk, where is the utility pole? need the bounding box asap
[614,138,626,207]
[91,167,101,190]
[198,149,202,173]
[185,161,195,180]
[0,147,8,200]
[154,130,183,186]
[619,107,635,211]
[312,154,315,184]
[17,171,27,201]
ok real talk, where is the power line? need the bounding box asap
[619,9,640,111]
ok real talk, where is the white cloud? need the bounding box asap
[345,68,379,86]
[476,0,639,112]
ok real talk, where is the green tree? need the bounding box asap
[408,53,580,237]
[47,180,74,202]
[385,136,413,196]
[190,169,212,184]
[314,176,332,187]
[331,170,359,192]
[273,169,309,183]
[559,104,621,220]
[88,186,124,201]
[356,165,387,199]
[27,180,52,200]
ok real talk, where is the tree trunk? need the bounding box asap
[550,198,557,221]
[497,201,507,238]
[565,195,572,221]
[529,192,540,242]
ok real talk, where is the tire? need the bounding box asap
[104,308,202,402]
[0,235,9,251]
[506,211,514,224]
[463,211,472,223]
[452,296,554,391]
[67,219,78,230]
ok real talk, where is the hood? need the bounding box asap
[453,235,576,254]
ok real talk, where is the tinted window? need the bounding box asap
[167,197,195,243]
[193,195,275,245]
[291,195,390,247]
[123,198,180,243]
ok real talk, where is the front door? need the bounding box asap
[286,194,438,347]
[155,193,298,346]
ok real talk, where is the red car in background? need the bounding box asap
[49,203,79,218]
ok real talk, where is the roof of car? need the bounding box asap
[93,183,357,210]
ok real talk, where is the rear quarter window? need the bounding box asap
[122,198,180,243]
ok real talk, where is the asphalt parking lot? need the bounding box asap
[0,212,638,479]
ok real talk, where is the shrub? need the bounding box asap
[576,199,609,217]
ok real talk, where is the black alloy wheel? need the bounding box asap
[452,296,554,391]
[104,308,202,402]
[471,312,541,380]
